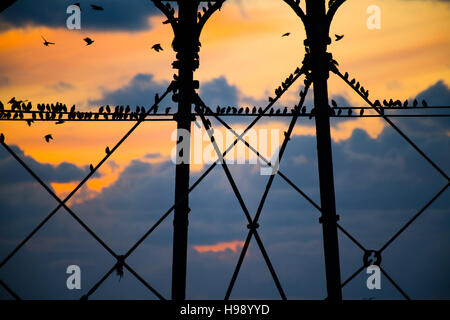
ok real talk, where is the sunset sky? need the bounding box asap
[0,0,449,300]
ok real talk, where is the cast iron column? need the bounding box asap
[306,0,343,301]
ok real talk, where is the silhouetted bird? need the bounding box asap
[360,109,364,116]
[41,36,55,46]
[105,146,111,155]
[90,4,104,10]
[26,119,33,126]
[165,107,171,114]
[403,100,408,108]
[331,99,337,107]
[152,44,163,52]
[348,108,352,116]
[413,99,418,107]
[422,99,428,107]
[155,93,160,103]
[337,108,342,116]
[335,34,344,41]
[383,99,389,107]
[0,133,4,144]
[44,134,53,143]
[282,32,290,37]
[84,37,94,45]
[90,164,94,172]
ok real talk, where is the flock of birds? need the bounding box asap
[7,3,429,146]
[40,3,162,51]
[339,70,429,116]
[0,92,430,145]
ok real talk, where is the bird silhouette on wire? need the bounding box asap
[84,37,94,46]
[44,134,53,143]
[41,36,55,46]
[105,146,111,155]
[152,44,163,52]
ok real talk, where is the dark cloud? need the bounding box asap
[0,0,160,32]
[89,73,171,108]
[90,73,242,114]
[199,76,239,108]
[414,80,450,106]
[0,144,92,185]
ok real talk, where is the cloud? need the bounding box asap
[89,73,171,108]
[0,144,92,185]
[90,73,243,113]
[199,76,239,108]
[0,0,160,32]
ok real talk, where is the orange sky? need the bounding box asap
[0,0,449,195]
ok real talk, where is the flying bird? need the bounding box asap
[282,32,291,37]
[44,134,53,143]
[41,36,55,46]
[84,37,94,46]
[335,34,344,41]
[90,4,104,10]
[152,44,163,52]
